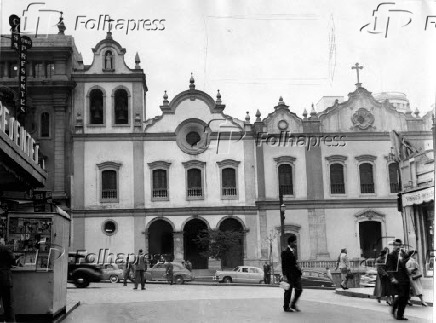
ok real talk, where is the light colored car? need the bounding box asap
[145,262,194,284]
[359,268,377,287]
[101,263,124,283]
[215,266,265,284]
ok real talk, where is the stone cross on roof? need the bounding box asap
[352,62,364,87]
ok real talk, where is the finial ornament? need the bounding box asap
[414,107,420,118]
[310,103,317,116]
[303,108,308,119]
[57,11,66,34]
[352,62,363,88]
[245,111,250,123]
[216,90,222,104]
[255,109,261,122]
[163,90,169,106]
[278,96,285,106]
[189,73,195,89]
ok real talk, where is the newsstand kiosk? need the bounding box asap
[0,203,70,322]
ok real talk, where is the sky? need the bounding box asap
[1,0,436,121]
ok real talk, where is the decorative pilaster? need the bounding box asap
[173,231,184,261]
[308,209,330,259]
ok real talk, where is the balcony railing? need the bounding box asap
[279,184,293,195]
[360,183,374,194]
[330,183,345,194]
[102,189,117,199]
[187,187,203,197]
[222,187,237,196]
[153,189,168,198]
[390,182,399,193]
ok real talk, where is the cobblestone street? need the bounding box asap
[64,283,433,322]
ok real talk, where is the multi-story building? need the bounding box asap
[0,24,80,207]
[68,34,433,269]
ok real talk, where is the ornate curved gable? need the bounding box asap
[318,86,408,132]
[144,75,244,133]
[83,32,132,73]
[263,97,303,133]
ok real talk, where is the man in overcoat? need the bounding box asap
[281,234,302,312]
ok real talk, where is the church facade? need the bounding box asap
[69,33,434,269]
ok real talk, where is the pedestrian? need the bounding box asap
[335,248,350,289]
[123,254,133,286]
[0,235,16,323]
[405,250,427,307]
[165,261,174,285]
[386,239,410,320]
[185,260,192,272]
[281,234,303,312]
[263,262,271,284]
[133,249,147,290]
[373,247,393,306]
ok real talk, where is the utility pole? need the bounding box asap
[279,188,285,251]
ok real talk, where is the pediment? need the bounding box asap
[263,100,303,133]
[318,86,408,132]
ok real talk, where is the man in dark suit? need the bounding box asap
[386,239,410,321]
[0,236,16,322]
[281,234,302,312]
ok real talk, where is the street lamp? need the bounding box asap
[279,189,286,251]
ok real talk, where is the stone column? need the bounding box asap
[173,231,184,261]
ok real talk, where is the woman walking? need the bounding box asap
[373,247,393,305]
[406,250,427,306]
[335,248,350,289]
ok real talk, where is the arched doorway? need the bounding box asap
[219,218,244,268]
[148,220,174,261]
[359,221,382,259]
[184,219,209,269]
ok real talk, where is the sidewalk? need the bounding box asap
[336,286,434,307]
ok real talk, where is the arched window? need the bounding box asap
[40,112,50,137]
[114,89,128,124]
[222,168,236,196]
[104,50,114,70]
[89,89,104,124]
[330,164,345,194]
[388,162,400,193]
[187,168,202,197]
[359,163,374,193]
[152,169,168,198]
[278,164,293,195]
[102,170,117,200]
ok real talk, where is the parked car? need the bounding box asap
[360,268,377,287]
[215,266,265,284]
[300,270,336,288]
[145,262,194,284]
[101,263,124,283]
[68,252,102,288]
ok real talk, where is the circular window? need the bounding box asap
[278,119,288,130]
[102,220,117,236]
[186,131,201,146]
[175,119,208,155]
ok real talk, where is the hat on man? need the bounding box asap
[287,234,297,245]
[139,249,143,253]
[393,239,402,245]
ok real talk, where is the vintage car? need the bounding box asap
[67,252,102,288]
[215,266,265,284]
[145,262,194,284]
[101,263,124,283]
[300,270,336,288]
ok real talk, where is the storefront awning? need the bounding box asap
[402,186,434,207]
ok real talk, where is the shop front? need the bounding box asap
[401,186,434,277]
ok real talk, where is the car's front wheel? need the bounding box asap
[223,277,232,284]
[174,275,184,285]
[110,275,119,283]
[74,275,90,288]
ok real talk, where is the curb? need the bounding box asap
[54,301,81,323]
[335,289,433,307]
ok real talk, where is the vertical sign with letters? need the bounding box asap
[9,14,32,114]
